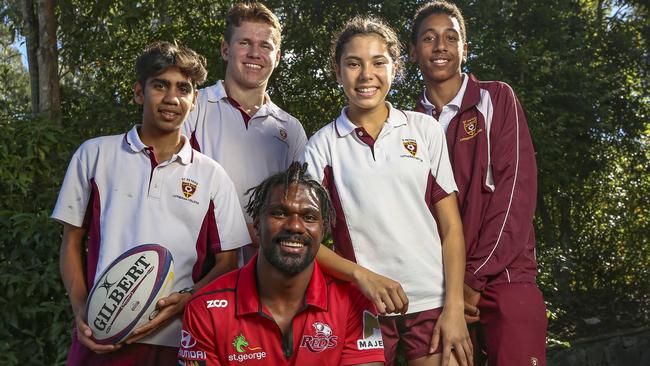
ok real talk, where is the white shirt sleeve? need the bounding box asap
[428,121,458,194]
[51,143,93,227]
[300,133,329,185]
[210,165,251,251]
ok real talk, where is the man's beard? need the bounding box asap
[261,233,316,276]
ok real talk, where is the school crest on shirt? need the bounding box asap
[460,116,483,141]
[402,139,418,157]
[300,322,339,352]
[279,128,288,141]
[181,179,197,198]
[173,178,200,205]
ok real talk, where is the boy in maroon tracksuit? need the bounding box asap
[410,2,547,365]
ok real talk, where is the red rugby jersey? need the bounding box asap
[179,255,385,366]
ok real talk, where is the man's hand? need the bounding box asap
[430,305,473,366]
[126,291,192,344]
[463,284,481,324]
[353,268,408,315]
[74,312,122,354]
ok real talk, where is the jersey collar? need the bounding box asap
[236,254,329,317]
[334,102,407,138]
[206,80,291,123]
[123,125,194,165]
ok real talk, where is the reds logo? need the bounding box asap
[402,139,417,157]
[182,179,197,198]
[300,322,338,352]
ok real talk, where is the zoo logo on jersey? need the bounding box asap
[300,322,339,352]
[228,333,266,363]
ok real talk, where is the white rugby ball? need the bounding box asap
[85,244,174,345]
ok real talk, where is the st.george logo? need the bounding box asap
[206,299,228,308]
[228,334,266,362]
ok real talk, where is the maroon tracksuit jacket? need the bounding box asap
[416,74,539,292]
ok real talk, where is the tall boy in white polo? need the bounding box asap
[183,80,306,216]
[183,3,307,264]
[302,103,457,314]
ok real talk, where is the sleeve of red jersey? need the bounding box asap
[209,165,252,252]
[179,298,221,366]
[340,285,386,366]
[465,84,537,291]
[51,144,91,227]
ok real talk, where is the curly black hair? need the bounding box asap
[245,162,335,236]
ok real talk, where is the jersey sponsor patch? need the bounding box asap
[356,311,384,350]
[228,333,266,363]
[300,321,339,352]
[206,299,228,308]
[460,116,483,141]
[178,329,207,362]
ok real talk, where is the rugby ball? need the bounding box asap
[85,244,174,345]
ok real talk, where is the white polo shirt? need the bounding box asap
[302,103,458,314]
[183,80,307,222]
[52,126,250,347]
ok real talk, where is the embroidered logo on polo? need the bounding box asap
[460,116,483,141]
[273,126,290,146]
[400,138,423,162]
[173,178,200,205]
[356,311,384,350]
[530,357,539,366]
[182,180,197,198]
[403,139,418,156]
[228,333,266,362]
[279,128,288,141]
[300,322,339,352]
[178,329,207,365]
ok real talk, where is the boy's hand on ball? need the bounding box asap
[125,292,191,344]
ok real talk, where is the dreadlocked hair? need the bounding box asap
[245,162,336,236]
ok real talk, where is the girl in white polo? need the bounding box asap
[302,17,471,366]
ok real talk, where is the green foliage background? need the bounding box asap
[0,0,648,364]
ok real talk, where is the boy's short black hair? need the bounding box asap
[135,41,207,88]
